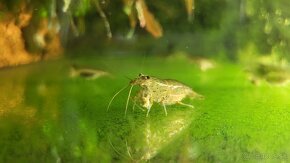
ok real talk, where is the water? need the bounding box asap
[0,56,290,162]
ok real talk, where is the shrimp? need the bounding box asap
[107,73,204,117]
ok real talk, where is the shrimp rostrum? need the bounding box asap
[107,73,204,117]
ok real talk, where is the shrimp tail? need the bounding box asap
[190,91,205,100]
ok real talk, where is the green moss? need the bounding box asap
[0,56,289,162]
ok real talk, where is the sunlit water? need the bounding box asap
[0,56,290,162]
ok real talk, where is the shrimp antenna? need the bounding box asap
[107,85,128,111]
[124,76,132,81]
[108,139,130,159]
[125,139,133,160]
[125,85,134,116]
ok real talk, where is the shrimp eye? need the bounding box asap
[145,76,150,79]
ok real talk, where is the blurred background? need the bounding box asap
[1,0,290,162]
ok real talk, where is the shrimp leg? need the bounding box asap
[178,102,194,108]
[162,103,168,116]
[146,106,151,117]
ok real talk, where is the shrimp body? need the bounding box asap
[131,74,203,116]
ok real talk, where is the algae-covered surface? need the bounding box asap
[0,56,290,162]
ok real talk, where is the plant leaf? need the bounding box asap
[184,0,194,22]
[136,0,163,38]
[123,0,137,28]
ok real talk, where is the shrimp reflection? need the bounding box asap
[109,107,197,161]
